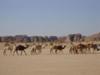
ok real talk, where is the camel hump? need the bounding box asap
[16,45,25,49]
[53,45,65,49]
[4,43,10,46]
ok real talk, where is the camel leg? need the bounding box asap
[39,49,42,54]
[13,50,16,56]
[50,48,53,54]
[13,50,19,56]
[72,50,74,54]
[37,49,41,54]
[35,50,40,55]
[86,48,89,54]
[69,48,72,54]
[69,47,75,54]
[72,49,75,54]
[35,50,38,54]
[31,48,36,55]
[72,48,75,54]
[21,51,23,56]
[80,49,83,54]
[56,50,63,54]
[3,49,7,56]
[75,49,78,54]
[85,48,87,54]
[55,49,58,54]
[83,49,86,54]
[93,48,97,54]
[31,49,34,55]
[13,50,16,55]
[16,51,19,56]
[23,50,27,55]
[88,48,91,54]
[13,50,15,56]
[35,49,37,54]
[34,49,37,54]
[10,49,12,55]
[30,50,33,55]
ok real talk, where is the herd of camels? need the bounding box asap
[2,41,100,56]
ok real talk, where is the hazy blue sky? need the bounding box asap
[0,0,100,36]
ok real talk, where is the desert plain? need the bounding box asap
[0,43,100,75]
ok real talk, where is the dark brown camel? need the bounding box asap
[77,43,88,54]
[13,44,29,55]
[50,45,66,54]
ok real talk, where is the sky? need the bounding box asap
[0,0,100,36]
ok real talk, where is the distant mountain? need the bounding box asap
[0,32,100,42]
[86,32,100,41]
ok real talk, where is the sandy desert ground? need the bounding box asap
[0,43,100,75]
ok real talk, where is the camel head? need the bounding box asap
[62,45,66,49]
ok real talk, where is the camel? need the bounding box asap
[69,43,88,54]
[86,43,100,53]
[3,43,14,55]
[68,42,78,54]
[13,44,29,55]
[31,44,43,55]
[69,45,78,54]
[77,43,88,54]
[50,45,66,54]
[69,42,100,54]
